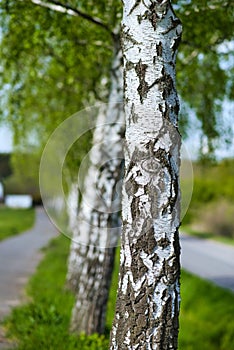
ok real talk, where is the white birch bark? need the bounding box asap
[66,39,124,335]
[110,1,182,349]
[67,182,79,233]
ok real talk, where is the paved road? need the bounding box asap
[0,207,58,321]
[180,232,234,292]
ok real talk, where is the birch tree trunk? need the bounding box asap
[110,1,182,349]
[66,39,124,335]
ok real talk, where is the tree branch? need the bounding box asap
[29,0,114,36]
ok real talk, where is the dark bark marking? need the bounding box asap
[122,25,141,46]
[164,102,170,121]
[173,100,180,115]
[131,249,148,281]
[157,235,170,249]
[135,60,149,103]
[154,147,170,168]
[162,17,182,35]
[125,147,146,175]
[147,70,174,101]
[156,41,163,56]
[161,73,175,99]
[131,196,141,224]
[137,14,143,24]
[125,60,135,72]
[131,103,139,123]
[128,0,141,15]
[138,223,157,255]
[171,36,181,55]
[159,103,163,113]
[144,4,160,31]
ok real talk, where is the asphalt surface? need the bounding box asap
[0,207,58,321]
[180,232,234,292]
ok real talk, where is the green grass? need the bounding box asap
[181,225,234,246]
[179,271,234,350]
[3,235,234,350]
[0,207,35,241]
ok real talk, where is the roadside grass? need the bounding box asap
[3,235,234,350]
[0,207,35,241]
[181,225,234,246]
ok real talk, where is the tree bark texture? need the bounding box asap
[110,1,182,349]
[66,40,124,335]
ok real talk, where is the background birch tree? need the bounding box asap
[66,41,124,334]
[110,1,182,348]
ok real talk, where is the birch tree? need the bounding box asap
[110,1,182,349]
[66,39,124,335]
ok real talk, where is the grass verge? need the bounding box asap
[0,207,35,241]
[3,235,234,350]
[181,225,234,246]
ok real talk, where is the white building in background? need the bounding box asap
[5,195,33,208]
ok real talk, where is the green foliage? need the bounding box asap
[175,0,234,151]
[4,235,234,349]
[0,207,35,241]
[3,151,41,200]
[0,0,115,140]
[1,0,233,158]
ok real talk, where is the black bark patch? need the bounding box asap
[154,148,170,168]
[129,0,141,15]
[156,41,163,56]
[131,196,141,223]
[157,235,170,249]
[137,14,143,24]
[135,60,149,103]
[131,103,139,123]
[159,103,163,113]
[143,3,160,31]
[131,249,148,281]
[162,73,175,99]
[164,102,170,121]
[125,174,139,196]
[173,100,180,115]
[125,60,135,72]
[137,222,157,256]
[171,36,181,55]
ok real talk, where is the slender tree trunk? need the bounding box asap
[110,1,182,349]
[66,38,124,335]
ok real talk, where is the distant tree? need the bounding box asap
[4,150,41,201]
[0,153,12,180]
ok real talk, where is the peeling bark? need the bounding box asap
[66,40,124,335]
[110,1,182,349]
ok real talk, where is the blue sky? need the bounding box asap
[0,125,13,153]
[0,119,233,159]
